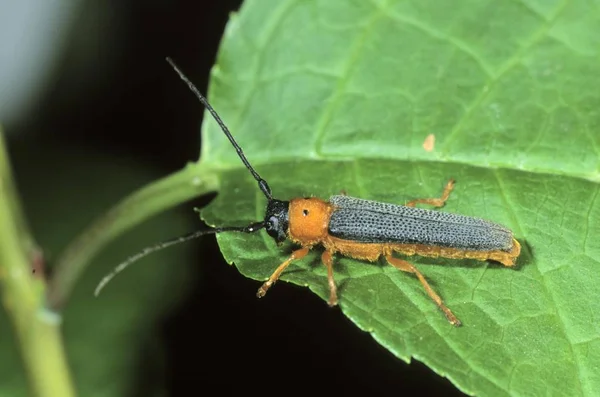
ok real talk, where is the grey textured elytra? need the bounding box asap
[328,195,514,252]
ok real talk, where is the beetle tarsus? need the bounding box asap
[443,308,462,327]
[328,294,338,307]
[256,282,272,298]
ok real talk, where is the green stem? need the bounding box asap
[0,128,75,397]
[47,162,219,311]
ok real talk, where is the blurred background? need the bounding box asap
[2,1,465,395]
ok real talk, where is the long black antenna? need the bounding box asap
[94,222,264,296]
[166,57,273,200]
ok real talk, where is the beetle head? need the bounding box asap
[264,199,290,243]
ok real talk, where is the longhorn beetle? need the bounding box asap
[95,57,521,326]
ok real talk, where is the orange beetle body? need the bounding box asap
[289,196,520,266]
[257,182,520,326]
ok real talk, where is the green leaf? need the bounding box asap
[199,0,600,396]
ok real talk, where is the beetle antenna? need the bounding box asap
[94,221,265,297]
[166,57,273,200]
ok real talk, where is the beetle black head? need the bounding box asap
[264,199,290,243]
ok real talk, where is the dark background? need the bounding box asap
[10,1,466,396]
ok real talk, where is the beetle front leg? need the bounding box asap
[257,247,310,298]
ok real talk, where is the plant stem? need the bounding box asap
[0,128,76,396]
[47,162,219,311]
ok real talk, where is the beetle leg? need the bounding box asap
[321,250,338,306]
[385,254,461,326]
[257,247,310,298]
[405,179,455,208]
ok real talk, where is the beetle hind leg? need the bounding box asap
[257,247,310,299]
[321,250,338,306]
[385,254,461,326]
[405,179,455,208]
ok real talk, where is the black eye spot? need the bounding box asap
[302,209,309,216]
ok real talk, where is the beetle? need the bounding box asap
[95,58,521,327]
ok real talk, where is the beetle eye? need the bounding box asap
[268,216,279,229]
[302,209,309,216]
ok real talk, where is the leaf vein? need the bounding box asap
[381,8,494,77]
[582,184,600,256]
[494,167,586,396]
[313,2,388,156]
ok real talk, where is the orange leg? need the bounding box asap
[321,250,338,306]
[385,254,461,326]
[257,247,310,298]
[405,179,455,208]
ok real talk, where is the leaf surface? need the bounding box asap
[200,1,600,396]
